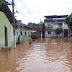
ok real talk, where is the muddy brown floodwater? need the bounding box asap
[0,38,72,72]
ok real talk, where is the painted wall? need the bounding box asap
[0,11,14,48]
[45,22,69,37]
[45,31,53,37]
[20,35,29,44]
[16,27,32,44]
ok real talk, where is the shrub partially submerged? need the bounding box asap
[31,34,39,39]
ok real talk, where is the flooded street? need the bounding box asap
[0,38,72,72]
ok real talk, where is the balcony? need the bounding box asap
[44,19,65,23]
[53,27,63,30]
[45,26,53,30]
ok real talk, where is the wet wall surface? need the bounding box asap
[0,38,72,72]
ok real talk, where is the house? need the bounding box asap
[33,26,41,38]
[28,23,44,38]
[15,20,36,44]
[0,11,14,48]
[44,15,69,37]
[0,1,14,48]
[28,22,42,38]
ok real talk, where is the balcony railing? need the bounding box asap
[52,27,63,30]
[44,19,65,23]
[45,26,53,30]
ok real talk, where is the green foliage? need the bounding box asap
[28,22,39,27]
[31,32,35,35]
[55,28,63,34]
[41,23,45,30]
[65,13,72,31]
[28,22,45,30]
[0,0,7,7]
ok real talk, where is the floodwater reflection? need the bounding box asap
[0,38,72,72]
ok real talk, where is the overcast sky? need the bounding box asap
[7,0,72,24]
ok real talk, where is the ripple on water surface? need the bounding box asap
[0,38,72,72]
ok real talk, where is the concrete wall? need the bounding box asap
[16,27,32,44]
[45,31,53,37]
[0,11,14,48]
[45,22,69,37]
[20,35,29,44]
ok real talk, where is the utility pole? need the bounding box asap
[12,0,16,48]
[40,19,42,42]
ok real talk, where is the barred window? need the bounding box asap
[47,24,51,27]
[48,31,51,34]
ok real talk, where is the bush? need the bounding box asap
[31,34,39,39]
[55,28,63,34]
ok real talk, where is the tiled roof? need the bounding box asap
[34,26,41,30]
[16,23,41,31]
[16,23,34,29]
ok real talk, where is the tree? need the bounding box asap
[0,0,7,7]
[41,23,45,30]
[55,28,63,34]
[65,13,72,31]
[28,22,40,27]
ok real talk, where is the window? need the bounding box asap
[48,31,51,34]
[21,31,22,35]
[28,32,30,35]
[31,32,32,34]
[58,23,62,27]
[47,24,51,27]
[15,26,17,28]
[25,32,26,35]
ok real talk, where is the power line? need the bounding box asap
[5,0,30,23]
[15,0,39,23]
[7,0,39,23]
[14,0,32,23]
[15,7,30,22]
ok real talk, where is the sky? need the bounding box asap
[6,0,72,24]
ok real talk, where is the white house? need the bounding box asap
[15,20,36,44]
[44,15,69,37]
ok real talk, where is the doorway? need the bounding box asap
[5,26,8,46]
[64,29,68,37]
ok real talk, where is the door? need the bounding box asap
[64,29,68,37]
[5,26,8,46]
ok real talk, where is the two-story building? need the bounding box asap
[44,15,69,37]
